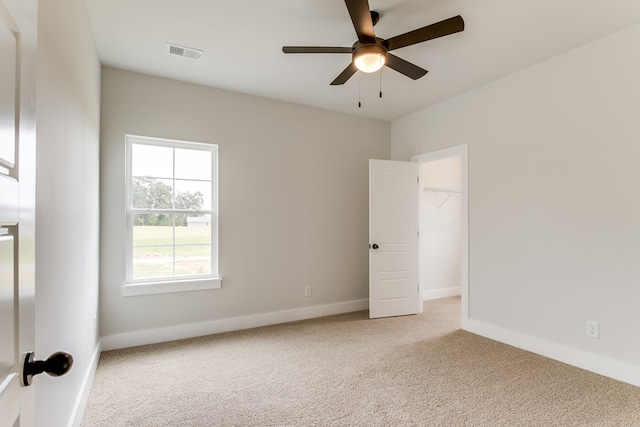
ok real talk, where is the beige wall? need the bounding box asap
[99,67,390,342]
[392,23,640,383]
[36,0,101,425]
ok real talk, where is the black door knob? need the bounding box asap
[372,244,379,249]
[22,351,74,386]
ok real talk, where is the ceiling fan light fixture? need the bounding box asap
[353,44,387,73]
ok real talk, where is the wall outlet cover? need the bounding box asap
[586,321,599,338]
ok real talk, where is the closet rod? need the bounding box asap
[423,186,461,194]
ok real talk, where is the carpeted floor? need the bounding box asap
[81,297,640,426]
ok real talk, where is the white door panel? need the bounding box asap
[379,251,410,272]
[0,0,37,424]
[369,159,419,318]
[0,236,14,369]
[379,224,410,244]
[379,278,411,300]
[0,237,17,427]
[0,375,19,427]
[0,16,16,169]
[0,1,20,421]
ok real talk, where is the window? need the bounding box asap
[124,135,220,295]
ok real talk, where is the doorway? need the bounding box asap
[411,145,468,323]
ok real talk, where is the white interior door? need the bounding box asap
[0,0,37,425]
[369,159,419,318]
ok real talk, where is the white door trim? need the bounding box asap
[411,144,469,326]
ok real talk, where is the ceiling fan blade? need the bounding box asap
[330,62,358,85]
[385,54,428,80]
[345,0,375,42]
[386,15,464,51]
[282,46,352,54]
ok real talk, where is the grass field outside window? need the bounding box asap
[132,225,211,279]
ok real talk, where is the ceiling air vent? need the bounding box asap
[166,43,203,60]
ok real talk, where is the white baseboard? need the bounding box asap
[101,299,369,351]
[423,287,461,301]
[463,318,640,388]
[69,342,101,427]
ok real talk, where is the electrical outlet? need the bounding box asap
[304,286,312,297]
[586,321,599,338]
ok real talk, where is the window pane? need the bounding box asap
[174,180,211,210]
[132,144,173,178]
[175,245,211,276]
[175,148,211,180]
[133,218,173,246]
[127,136,217,284]
[175,220,211,245]
[132,178,174,209]
[132,245,173,279]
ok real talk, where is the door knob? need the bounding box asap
[372,244,379,249]
[22,351,74,386]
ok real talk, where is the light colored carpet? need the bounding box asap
[81,297,640,426]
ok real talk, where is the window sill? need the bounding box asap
[122,277,222,297]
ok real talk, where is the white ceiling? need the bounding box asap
[85,0,640,122]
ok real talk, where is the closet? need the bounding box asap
[419,156,462,300]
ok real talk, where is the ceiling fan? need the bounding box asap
[282,0,464,86]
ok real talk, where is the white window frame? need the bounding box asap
[123,135,221,296]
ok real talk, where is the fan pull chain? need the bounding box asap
[358,79,361,108]
[379,69,383,99]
